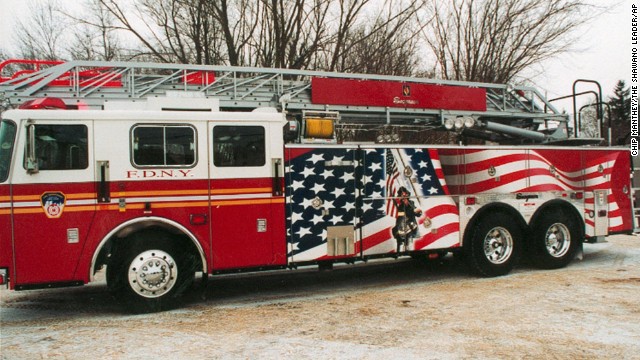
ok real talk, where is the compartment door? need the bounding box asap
[285,147,358,263]
[592,190,610,236]
[208,122,286,270]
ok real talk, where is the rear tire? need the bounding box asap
[464,212,523,277]
[107,231,195,313]
[529,209,581,269]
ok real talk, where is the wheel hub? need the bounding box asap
[483,227,513,264]
[545,223,571,258]
[128,250,178,298]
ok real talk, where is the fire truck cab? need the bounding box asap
[0,101,289,310]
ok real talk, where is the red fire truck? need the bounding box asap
[0,60,636,312]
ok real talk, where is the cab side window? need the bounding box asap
[25,125,88,170]
[132,125,196,167]
[213,126,265,167]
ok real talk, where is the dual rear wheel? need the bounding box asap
[464,208,581,277]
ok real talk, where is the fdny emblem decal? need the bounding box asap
[41,192,66,218]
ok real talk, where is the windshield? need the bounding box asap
[0,119,17,183]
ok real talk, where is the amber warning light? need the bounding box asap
[301,110,339,143]
[304,118,334,139]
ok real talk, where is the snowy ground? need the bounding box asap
[1,234,639,359]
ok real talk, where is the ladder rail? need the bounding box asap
[239,73,280,101]
[200,70,232,92]
[137,69,185,98]
[79,67,128,96]
[1,60,549,98]
[0,60,571,142]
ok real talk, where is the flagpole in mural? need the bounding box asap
[390,148,422,202]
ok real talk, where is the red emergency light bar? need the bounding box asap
[19,97,67,110]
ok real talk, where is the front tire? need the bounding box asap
[107,231,195,313]
[464,212,523,277]
[529,209,581,269]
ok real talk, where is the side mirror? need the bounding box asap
[25,122,39,174]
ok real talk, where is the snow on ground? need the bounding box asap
[1,235,639,359]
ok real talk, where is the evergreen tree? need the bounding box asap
[609,80,630,122]
[608,80,631,144]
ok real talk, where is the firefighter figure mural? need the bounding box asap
[392,187,422,253]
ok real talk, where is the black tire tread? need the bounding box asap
[464,211,523,277]
[529,208,581,270]
[107,230,196,313]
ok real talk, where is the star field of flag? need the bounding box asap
[286,148,357,258]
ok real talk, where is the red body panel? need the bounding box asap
[3,176,286,287]
[74,179,214,284]
[608,151,633,231]
[10,182,97,285]
[209,178,286,270]
[0,184,13,281]
[311,77,487,111]
[1,144,632,288]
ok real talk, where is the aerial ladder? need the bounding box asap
[0,58,584,145]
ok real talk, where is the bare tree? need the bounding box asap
[246,0,330,69]
[323,0,368,71]
[77,0,426,71]
[0,47,9,62]
[86,0,175,62]
[329,0,424,76]
[89,0,263,64]
[206,0,256,65]
[12,0,594,84]
[67,0,122,61]
[14,1,69,60]
[425,0,592,84]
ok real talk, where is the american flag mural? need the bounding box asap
[438,148,632,235]
[360,148,459,255]
[385,149,401,217]
[285,146,631,263]
[286,147,460,263]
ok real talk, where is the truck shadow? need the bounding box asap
[1,256,471,320]
[186,256,471,308]
[2,242,622,318]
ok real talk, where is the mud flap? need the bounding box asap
[575,242,584,261]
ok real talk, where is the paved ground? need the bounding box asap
[1,234,639,359]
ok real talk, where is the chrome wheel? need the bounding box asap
[465,212,522,277]
[529,209,581,270]
[483,227,513,264]
[127,250,178,298]
[544,223,571,258]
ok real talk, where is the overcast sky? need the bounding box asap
[0,0,633,113]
